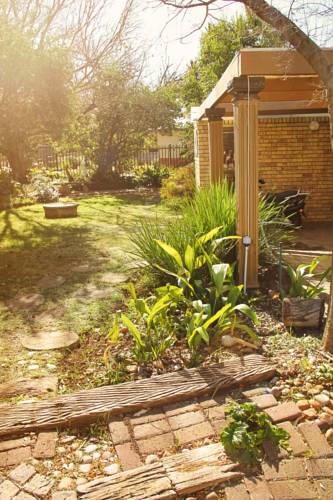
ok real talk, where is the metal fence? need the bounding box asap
[0,145,191,175]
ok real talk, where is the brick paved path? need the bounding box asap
[0,387,332,498]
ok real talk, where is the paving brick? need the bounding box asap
[108,419,131,444]
[298,422,333,457]
[137,432,174,455]
[130,409,166,425]
[115,442,142,470]
[250,394,278,410]
[211,418,228,434]
[174,421,214,445]
[24,474,54,497]
[33,432,57,459]
[9,463,36,484]
[0,446,31,467]
[307,458,333,478]
[133,419,170,440]
[265,402,302,423]
[244,476,273,500]
[168,411,205,430]
[198,398,219,409]
[243,387,271,398]
[0,479,19,498]
[277,421,308,456]
[204,405,226,421]
[225,482,250,499]
[14,493,36,500]
[164,400,199,417]
[0,437,32,452]
[52,492,77,500]
[262,458,307,481]
[315,479,333,499]
[263,439,288,461]
[268,480,317,500]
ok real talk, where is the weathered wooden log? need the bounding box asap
[78,443,242,499]
[282,297,324,328]
[0,355,275,437]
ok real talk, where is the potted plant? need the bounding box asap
[0,165,13,210]
[282,257,331,328]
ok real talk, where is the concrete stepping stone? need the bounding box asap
[8,293,44,311]
[35,307,66,326]
[72,264,91,273]
[74,285,114,300]
[0,376,58,398]
[21,330,79,351]
[100,272,128,285]
[37,276,66,289]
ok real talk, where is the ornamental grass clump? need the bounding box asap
[131,181,292,282]
[220,402,290,464]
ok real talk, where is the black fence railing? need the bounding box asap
[0,145,192,175]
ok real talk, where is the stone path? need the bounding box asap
[0,384,332,498]
[21,330,79,351]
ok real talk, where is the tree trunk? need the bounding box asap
[241,0,333,351]
[322,254,333,352]
[6,148,30,183]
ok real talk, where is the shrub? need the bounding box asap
[221,402,289,463]
[131,181,292,280]
[160,165,195,200]
[132,163,170,188]
[28,167,59,202]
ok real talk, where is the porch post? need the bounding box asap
[228,76,265,288]
[205,108,225,183]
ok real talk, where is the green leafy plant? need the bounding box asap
[220,402,290,464]
[131,182,293,281]
[160,165,195,201]
[107,284,176,364]
[285,257,331,299]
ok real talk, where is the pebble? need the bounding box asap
[297,400,310,411]
[58,477,74,490]
[325,428,333,442]
[76,478,88,486]
[282,388,289,396]
[81,455,92,464]
[57,447,66,454]
[27,364,39,370]
[101,451,113,460]
[61,436,76,444]
[74,450,83,459]
[71,442,80,450]
[303,408,318,420]
[145,454,158,465]
[315,393,330,406]
[47,363,56,370]
[205,493,219,500]
[310,399,321,411]
[84,444,98,453]
[79,464,91,473]
[92,452,101,461]
[270,386,282,398]
[104,464,120,475]
[53,471,61,478]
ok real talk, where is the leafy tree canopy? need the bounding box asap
[0,19,71,181]
[181,10,285,110]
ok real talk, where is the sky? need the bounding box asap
[137,1,243,83]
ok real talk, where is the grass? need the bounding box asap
[0,191,174,391]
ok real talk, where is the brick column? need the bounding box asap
[205,108,225,184]
[194,119,210,188]
[228,76,265,288]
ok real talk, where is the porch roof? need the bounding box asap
[191,48,333,121]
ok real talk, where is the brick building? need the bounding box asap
[192,48,333,287]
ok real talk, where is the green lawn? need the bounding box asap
[0,192,174,392]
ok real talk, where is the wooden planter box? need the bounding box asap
[282,296,325,328]
[43,202,79,219]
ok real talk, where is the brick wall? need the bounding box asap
[194,120,210,187]
[258,116,333,222]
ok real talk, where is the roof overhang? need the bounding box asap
[192,48,333,121]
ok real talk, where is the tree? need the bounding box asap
[158,0,333,352]
[181,10,284,109]
[93,66,180,171]
[0,21,70,182]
